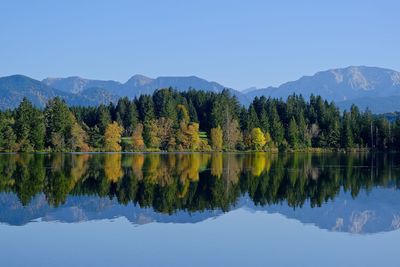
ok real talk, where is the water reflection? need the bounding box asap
[0,152,400,233]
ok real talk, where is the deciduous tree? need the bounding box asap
[104,122,123,151]
[210,125,223,150]
[251,128,266,150]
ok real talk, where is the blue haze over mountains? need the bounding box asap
[1,66,400,113]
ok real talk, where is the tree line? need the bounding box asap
[0,88,399,152]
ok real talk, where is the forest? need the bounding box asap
[0,88,399,152]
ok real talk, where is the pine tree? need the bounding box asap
[341,112,353,148]
[188,100,198,122]
[14,98,45,151]
[246,104,260,131]
[0,113,16,151]
[153,88,178,122]
[97,105,111,134]
[259,108,270,134]
[14,98,32,146]
[288,117,299,148]
[270,106,284,145]
[137,95,155,122]
[44,97,75,150]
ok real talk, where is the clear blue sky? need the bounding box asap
[1,0,399,90]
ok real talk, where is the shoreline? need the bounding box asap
[0,148,395,154]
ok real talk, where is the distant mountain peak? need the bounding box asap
[128,74,152,80]
[125,74,153,86]
[245,66,400,113]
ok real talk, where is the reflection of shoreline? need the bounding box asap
[1,188,400,235]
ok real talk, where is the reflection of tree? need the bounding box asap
[0,152,400,212]
[176,154,201,198]
[0,155,16,190]
[211,153,223,178]
[70,154,89,186]
[104,153,123,183]
[44,154,73,207]
[14,154,45,205]
[131,154,145,180]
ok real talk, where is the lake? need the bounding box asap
[0,152,399,266]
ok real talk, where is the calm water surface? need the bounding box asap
[0,152,399,266]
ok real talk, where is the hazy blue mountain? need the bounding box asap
[0,75,72,109]
[43,76,122,94]
[44,74,250,105]
[246,66,400,113]
[44,74,228,96]
[76,87,119,106]
[4,67,400,112]
[1,74,248,109]
[0,75,119,109]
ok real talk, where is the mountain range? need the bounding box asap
[247,66,400,113]
[1,66,400,113]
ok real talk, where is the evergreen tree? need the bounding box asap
[137,95,155,122]
[269,105,284,145]
[14,98,45,151]
[341,112,354,148]
[188,99,198,122]
[288,117,299,148]
[153,88,178,122]
[44,97,75,151]
[97,104,111,134]
[259,108,270,134]
[0,113,16,151]
[246,104,260,131]
[14,98,32,146]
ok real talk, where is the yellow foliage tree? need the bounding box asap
[70,122,90,152]
[210,125,223,151]
[104,122,123,152]
[251,128,266,150]
[188,123,201,150]
[177,122,200,150]
[147,120,161,149]
[132,123,145,150]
